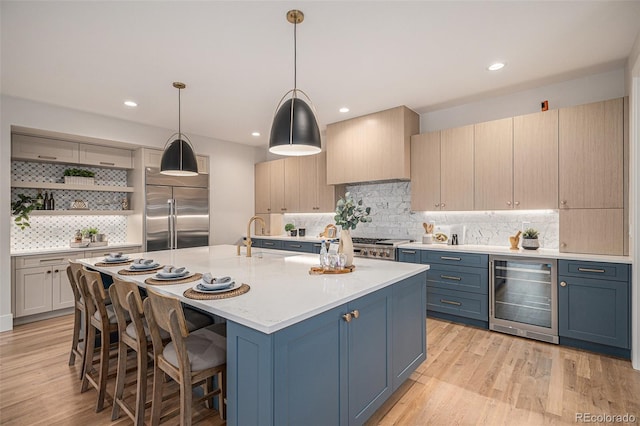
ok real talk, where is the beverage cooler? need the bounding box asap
[489,255,558,344]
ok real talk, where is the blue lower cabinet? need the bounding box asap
[427,287,488,322]
[397,248,421,264]
[227,273,427,426]
[248,238,262,248]
[282,240,314,253]
[427,264,488,294]
[260,239,283,250]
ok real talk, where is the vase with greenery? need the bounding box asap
[522,228,540,250]
[82,226,99,242]
[11,194,36,230]
[64,168,95,185]
[285,223,296,236]
[334,192,372,266]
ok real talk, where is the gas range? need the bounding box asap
[351,238,412,261]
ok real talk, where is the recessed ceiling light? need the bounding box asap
[124,100,138,107]
[487,62,505,71]
[339,107,350,113]
[251,132,261,137]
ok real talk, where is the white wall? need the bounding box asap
[0,95,263,331]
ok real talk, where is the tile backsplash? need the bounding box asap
[285,181,559,249]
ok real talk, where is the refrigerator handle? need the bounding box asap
[168,199,175,249]
[173,199,178,249]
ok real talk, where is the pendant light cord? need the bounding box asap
[293,19,297,91]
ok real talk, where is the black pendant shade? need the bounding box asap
[160,138,198,176]
[269,97,322,156]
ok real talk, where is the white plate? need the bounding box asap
[199,279,235,291]
[129,263,160,270]
[153,272,192,281]
[103,257,130,263]
[192,282,236,294]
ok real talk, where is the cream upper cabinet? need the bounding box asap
[270,159,285,213]
[513,110,559,209]
[283,157,300,212]
[255,161,271,214]
[559,98,623,209]
[196,155,209,174]
[410,131,441,211]
[12,134,79,164]
[440,125,474,211]
[299,152,336,213]
[326,106,419,185]
[78,144,132,169]
[316,152,336,212]
[474,118,513,210]
[559,209,624,255]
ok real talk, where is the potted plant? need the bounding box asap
[334,192,372,266]
[82,226,99,242]
[63,168,96,185]
[522,228,540,250]
[285,223,297,237]
[11,194,37,230]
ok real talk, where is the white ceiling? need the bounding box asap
[2,1,639,148]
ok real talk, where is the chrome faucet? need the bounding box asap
[243,216,266,257]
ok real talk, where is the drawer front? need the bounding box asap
[15,252,79,269]
[282,241,314,253]
[250,238,263,248]
[397,248,422,264]
[422,250,488,268]
[78,143,133,169]
[261,239,283,250]
[558,260,630,282]
[311,242,325,254]
[427,287,488,321]
[427,264,488,294]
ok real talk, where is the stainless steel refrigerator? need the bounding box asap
[145,168,209,251]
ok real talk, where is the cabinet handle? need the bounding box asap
[290,244,302,248]
[514,201,520,206]
[351,309,360,319]
[507,201,512,206]
[38,155,57,160]
[440,202,446,208]
[440,256,461,261]
[401,250,416,254]
[342,313,352,323]
[560,243,567,248]
[560,200,567,206]
[267,208,271,212]
[281,208,287,211]
[440,299,461,306]
[560,281,567,287]
[313,244,321,247]
[46,270,52,274]
[264,242,275,246]
[578,267,605,273]
[99,161,115,166]
[54,269,59,273]
[440,274,461,281]
[434,203,440,208]
[41,258,64,263]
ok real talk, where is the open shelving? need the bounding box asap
[11,181,134,193]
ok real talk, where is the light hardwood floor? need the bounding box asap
[1,315,639,425]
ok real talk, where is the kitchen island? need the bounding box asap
[79,245,429,426]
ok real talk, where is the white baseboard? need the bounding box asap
[0,314,14,332]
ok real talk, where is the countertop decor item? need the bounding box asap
[160,82,198,176]
[70,199,88,210]
[268,9,321,156]
[509,230,522,250]
[63,168,95,185]
[522,228,540,250]
[334,192,372,267]
[285,223,296,236]
[11,194,36,230]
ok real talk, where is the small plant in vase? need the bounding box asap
[334,192,372,267]
[285,223,296,237]
[522,228,540,250]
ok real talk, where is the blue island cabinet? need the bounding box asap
[226,271,427,426]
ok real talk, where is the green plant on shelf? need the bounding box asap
[82,227,99,238]
[11,194,36,230]
[523,228,539,239]
[63,168,95,178]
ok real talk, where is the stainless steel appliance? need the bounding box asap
[489,255,558,344]
[352,238,411,261]
[145,168,209,251]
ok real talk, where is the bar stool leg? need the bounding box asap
[95,330,110,412]
[150,364,164,426]
[81,323,96,393]
[111,336,129,421]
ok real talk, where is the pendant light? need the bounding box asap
[160,82,198,176]
[269,9,322,156]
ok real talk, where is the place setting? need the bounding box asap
[144,265,202,285]
[118,258,164,275]
[183,273,250,300]
[94,252,134,267]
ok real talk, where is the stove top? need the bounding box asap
[351,237,411,246]
[351,237,412,261]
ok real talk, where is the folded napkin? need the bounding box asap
[134,258,155,265]
[163,265,186,274]
[109,252,124,258]
[202,273,231,285]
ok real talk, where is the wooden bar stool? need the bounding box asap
[79,267,121,412]
[143,287,227,426]
[66,261,87,379]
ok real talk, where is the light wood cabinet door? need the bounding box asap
[15,266,53,317]
[559,98,623,209]
[284,157,300,212]
[12,134,79,164]
[440,125,474,211]
[474,118,513,210]
[316,152,336,212]
[513,110,559,209]
[298,155,318,213]
[52,266,74,311]
[255,162,271,214]
[410,132,441,211]
[559,209,624,255]
[196,155,209,174]
[270,159,285,213]
[78,144,133,169]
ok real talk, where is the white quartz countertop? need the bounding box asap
[11,242,142,257]
[398,242,633,264]
[78,245,429,334]
[250,234,330,243]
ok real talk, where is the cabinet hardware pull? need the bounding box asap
[54,269,59,273]
[560,281,567,287]
[441,202,446,208]
[342,313,352,323]
[560,200,567,206]
[46,270,52,274]
[264,242,275,246]
[560,243,567,248]
[440,256,461,261]
[440,299,461,306]
[99,161,115,166]
[514,201,520,206]
[578,267,605,273]
[434,203,440,208]
[440,275,461,281]
[41,258,64,263]
[351,309,360,319]
[313,244,321,247]
[291,244,302,248]
[401,250,416,254]
[38,155,57,160]
[507,201,512,206]
[267,208,271,212]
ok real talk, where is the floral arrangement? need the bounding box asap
[334,192,372,230]
[523,228,539,239]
